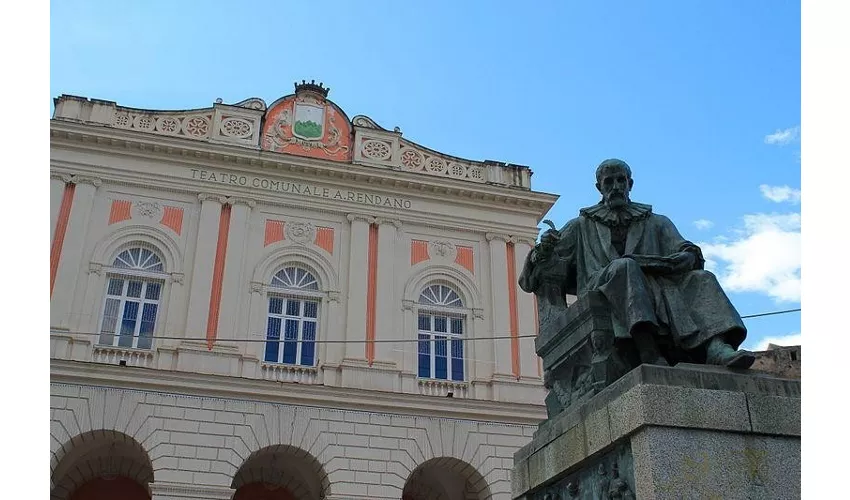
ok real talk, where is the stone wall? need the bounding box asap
[50,380,536,499]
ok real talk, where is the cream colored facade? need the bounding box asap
[49,87,558,500]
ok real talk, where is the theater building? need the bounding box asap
[49,82,558,500]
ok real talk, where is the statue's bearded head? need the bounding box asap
[595,158,634,210]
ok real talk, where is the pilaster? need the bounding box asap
[343,213,372,361]
[486,232,513,378]
[50,173,71,244]
[374,217,401,364]
[216,197,255,342]
[51,175,101,331]
[513,237,540,380]
[184,193,225,340]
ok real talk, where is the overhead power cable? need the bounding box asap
[53,307,801,345]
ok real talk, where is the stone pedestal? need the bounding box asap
[512,363,800,499]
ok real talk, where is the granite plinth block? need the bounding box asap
[513,363,800,499]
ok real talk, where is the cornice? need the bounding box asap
[51,159,541,239]
[50,120,558,215]
[49,359,546,425]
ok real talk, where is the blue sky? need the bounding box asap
[50,0,801,350]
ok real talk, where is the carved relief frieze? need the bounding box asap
[396,142,486,183]
[112,109,215,141]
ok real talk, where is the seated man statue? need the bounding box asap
[519,158,755,368]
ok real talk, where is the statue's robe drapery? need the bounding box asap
[519,202,746,353]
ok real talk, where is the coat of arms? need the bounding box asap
[292,103,325,140]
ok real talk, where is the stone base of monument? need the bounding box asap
[511,363,800,499]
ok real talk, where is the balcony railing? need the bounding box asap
[260,363,319,384]
[418,378,468,398]
[92,345,155,368]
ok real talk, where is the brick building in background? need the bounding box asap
[49,82,558,500]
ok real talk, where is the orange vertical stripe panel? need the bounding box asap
[455,246,474,274]
[506,242,520,378]
[50,183,75,296]
[206,204,231,349]
[366,224,379,365]
[314,227,335,254]
[160,206,184,235]
[108,200,132,225]
[264,220,285,246]
[411,240,429,265]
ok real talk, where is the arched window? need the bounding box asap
[98,246,166,350]
[264,266,321,367]
[417,283,465,381]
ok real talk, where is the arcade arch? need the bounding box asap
[402,457,492,500]
[51,430,153,500]
[231,445,330,500]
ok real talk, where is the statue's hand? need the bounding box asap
[669,251,697,273]
[533,229,561,263]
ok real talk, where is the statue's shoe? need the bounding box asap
[706,339,756,369]
[722,350,756,369]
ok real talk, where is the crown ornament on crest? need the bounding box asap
[294,80,330,98]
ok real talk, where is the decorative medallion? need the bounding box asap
[260,80,352,162]
[133,201,163,220]
[220,117,252,138]
[429,240,457,262]
[285,221,316,245]
[182,116,210,137]
[400,148,424,170]
[362,139,392,160]
[155,116,181,135]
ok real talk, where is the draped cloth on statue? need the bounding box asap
[519,202,746,353]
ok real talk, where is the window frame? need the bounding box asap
[416,284,467,382]
[263,266,323,367]
[97,247,167,350]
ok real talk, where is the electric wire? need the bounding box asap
[53,307,801,345]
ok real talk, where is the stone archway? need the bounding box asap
[403,457,492,500]
[51,430,153,500]
[232,445,330,500]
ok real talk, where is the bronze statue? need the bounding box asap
[520,158,754,369]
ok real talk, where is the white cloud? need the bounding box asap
[764,126,800,145]
[700,212,800,303]
[745,333,802,352]
[760,184,801,204]
[693,219,714,230]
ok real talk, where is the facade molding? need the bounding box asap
[50,121,558,216]
[403,263,483,311]
[51,161,543,238]
[90,223,184,275]
[50,360,545,425]
[252,241,340,293]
